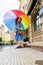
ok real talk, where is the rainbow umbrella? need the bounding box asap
[4,10,30,31]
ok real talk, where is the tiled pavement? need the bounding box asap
[0,46,43,65]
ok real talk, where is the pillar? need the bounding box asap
[41,16,43,41]
[28,16,32,42]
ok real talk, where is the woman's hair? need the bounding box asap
[15,17,22,25]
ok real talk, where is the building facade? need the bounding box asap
[29,0,43,42]
[18,0,32,14]
[0,25,5,42]
[0,25,11,43]
[0,28,2,37]
[19,0,43,42]
[4,31,11,43]
[9,30,15,41]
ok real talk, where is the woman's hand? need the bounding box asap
[15,26,17,29]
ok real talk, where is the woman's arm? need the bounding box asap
[18,27,22,30]
[15,26,22,30]
[16,27,22,30]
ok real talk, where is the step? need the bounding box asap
[30,41,43,52]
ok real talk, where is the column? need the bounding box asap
[28,16,32,42]
[41,16,43,41]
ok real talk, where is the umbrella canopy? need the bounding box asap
[4,10,30,31]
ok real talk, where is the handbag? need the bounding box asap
[18,30,24,35]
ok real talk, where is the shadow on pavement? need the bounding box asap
[35,60,43,65]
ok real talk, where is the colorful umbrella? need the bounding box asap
[4,10,30,31]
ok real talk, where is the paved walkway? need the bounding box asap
[0,46,43,65]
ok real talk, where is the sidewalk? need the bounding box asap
[0,46,43,65]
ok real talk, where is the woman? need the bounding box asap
[14,17,24,46]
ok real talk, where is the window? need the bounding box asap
[34,7,43,31]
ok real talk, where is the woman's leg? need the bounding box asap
[18,41,24,47]
[14,35,18,44]
[14,40,18,44]
[18,41,30,47]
